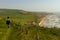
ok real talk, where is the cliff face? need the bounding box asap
[38,14,60,28]
[36,13,53,23]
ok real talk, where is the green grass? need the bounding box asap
[0,9,60,40]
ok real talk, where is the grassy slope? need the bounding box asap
[0,9,60,40]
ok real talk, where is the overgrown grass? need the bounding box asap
[0,9,60,40]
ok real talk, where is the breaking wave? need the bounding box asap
[39,14,60,28]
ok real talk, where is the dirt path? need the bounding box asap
[2,27,12,40]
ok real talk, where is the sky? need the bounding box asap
[0,0,60,12]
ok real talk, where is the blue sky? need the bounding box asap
[0,0,60,12]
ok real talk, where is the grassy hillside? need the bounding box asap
[0,9,60,40]
[7,25,60,40]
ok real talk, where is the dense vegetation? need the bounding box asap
[0,9,60,40]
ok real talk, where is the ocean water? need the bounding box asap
[39,14,60,28]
